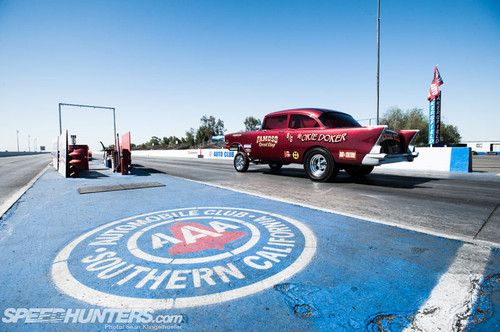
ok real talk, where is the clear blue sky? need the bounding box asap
[1,0,499,151]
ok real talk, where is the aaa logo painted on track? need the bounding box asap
[52,207,316,309]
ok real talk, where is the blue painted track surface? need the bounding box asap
[0,168,498,331]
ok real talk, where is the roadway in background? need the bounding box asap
[0,154,51,209]
[133,156,500,246]
[473,155,500,173]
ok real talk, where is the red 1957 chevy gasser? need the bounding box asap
[224,108,419,182]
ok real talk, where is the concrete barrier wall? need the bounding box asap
[133,149,236,160]
[203,149,237,159]
[0,152,50,158]
[379,147,471,173]
[134,147,472,173]
[133,149,200,159]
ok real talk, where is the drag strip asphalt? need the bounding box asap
[132,157,500,246]
[0,154,51,216]
[0,166,498,331]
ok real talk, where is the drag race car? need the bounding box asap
[224,108,419,182]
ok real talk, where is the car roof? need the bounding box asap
[264,108,350,118]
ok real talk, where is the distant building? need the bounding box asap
[462,140,500,153]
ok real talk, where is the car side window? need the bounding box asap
[263,115,288,130]
[288,114,320,129]
[318,112,362,128]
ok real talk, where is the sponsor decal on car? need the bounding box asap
[292,151,300,160]
[284,151,291,158]
[381,133,400,142]
[339,150,357,159]
[52,207,316,310]
[256,136,279,148]
[286,133,293,143]
[297,133,347,144]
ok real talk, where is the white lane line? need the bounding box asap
[0,164,50,218]
[404,243,491,331]
[168,175,499,248]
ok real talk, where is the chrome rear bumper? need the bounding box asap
[362,151,419,166]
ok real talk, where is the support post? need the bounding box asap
[376,0,381,125]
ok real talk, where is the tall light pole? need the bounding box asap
[34,138,38,152]
[28,135,31,152]
[376,0,381,125]
[16,130,20,152]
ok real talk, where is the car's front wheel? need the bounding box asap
[269,163,282,171]
[304,148,339,182]
[345,165,374,177]
[233,152,249,172]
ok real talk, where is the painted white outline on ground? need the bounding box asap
[126,216,261,264]
[51,207,316,310]
[404,243,491,331]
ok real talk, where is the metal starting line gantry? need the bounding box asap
[58,102,117,140]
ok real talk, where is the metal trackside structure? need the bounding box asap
[52,131,132,178]
[53,103,132,177]
[55,130,66,177]
[58,103,116,139]
[67,144,89,178]
[120,131,132,175]
[53,130,90,178]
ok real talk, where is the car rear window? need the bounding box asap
[289,114,320,129]
[263,115,288,130]
[319,112,362,128]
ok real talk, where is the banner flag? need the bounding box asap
[428,66,444,101]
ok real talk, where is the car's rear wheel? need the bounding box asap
[233,152,249,172]
[304,148,339,182]
[345,165,374,177]
[269,163,282,171]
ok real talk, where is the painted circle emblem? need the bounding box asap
[52,207,316,309]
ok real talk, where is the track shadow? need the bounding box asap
[78,170,109,179]
[247,168,308,179]
[248,167,437,189]
[131,164,167,176]
[335,172,437,189]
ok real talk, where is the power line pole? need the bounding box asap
[376,0,381,125]
[16,130,20,152]
[28,135,31,152]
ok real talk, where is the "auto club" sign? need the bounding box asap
[51,207,316,309]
